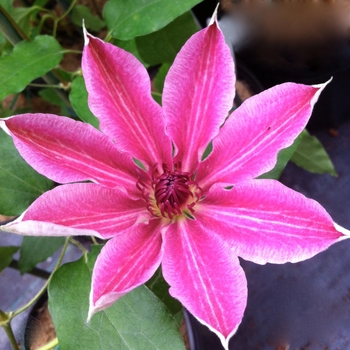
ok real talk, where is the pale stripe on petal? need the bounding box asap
[163,22,235,173]
[197,82,328,190]
[5,114,138,193]
[82,33,172,168]
[196,180,344,264]
[162,219,247,349]
[5,183,149,239]
[88,220,163,319]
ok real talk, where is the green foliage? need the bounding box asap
[290,130,337,176]
[0,129,53,216]
[71,5,105,32]
[38,88,71,116]
[104,0,202,40]
[136,11,198,65]
[18,236,65,274]
[0,246,18,273]
[70,76,99,129]
[0,0,12,13]
[154,63,171,93]
[111,37,148,66]
[49,246,185,350]
[259,133,303,179]
[0,35,64,100]
[260,130,337,179]
[146,268,182,320]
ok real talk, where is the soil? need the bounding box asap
[23,300,56,350]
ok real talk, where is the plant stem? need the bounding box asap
[11,237,70,318]
[36,337,59,350]
[28,83,64,89]
[9,260,50,280]
[0,4,28,45]
[53,0,77,38]
[91,236,98,245]
[69,237,88,255]
[63,49,82,55]
[1,322,19,350]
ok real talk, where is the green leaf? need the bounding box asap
[151,91,162,105]
[0,35,64,100]
[18,236,65,274]
[136,11,198,65]
[112,37,148,67]
[290,130,337,176]
[104,0,202,40]
[70,76,99,129]
[0,129,53,216]
[39,88,64,107]
[259,132,303,180]
[0,246,18,273]
[39,88,71,116]
[71,5,105,32]
[0,0,13,13]
[49,246,185,350]
[154,62,171,93]
[146,268,182,323]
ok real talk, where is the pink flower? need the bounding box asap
[1,20,348,349]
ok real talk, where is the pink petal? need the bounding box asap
[88,220,163,319]
[3,114,138,192]
[4,183,149,239]
[196,180,345,264]
[162,219,247,349]
[162,21,235,173]
[82,32,172,168]
[197,82,328,190]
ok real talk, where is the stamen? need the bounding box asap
[137,163,202,219]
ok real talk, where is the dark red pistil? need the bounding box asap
[154,170,191,218]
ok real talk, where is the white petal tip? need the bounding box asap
[87,293,99,322]
[221,339,230,350]
[83,21,89,46]
[0,119,11,135]
[193,314,238,350]
[209,3,220,26]
[334,222,350,238]
[310,77,333,108]
[312,77,333,90]
[87,308,94,322]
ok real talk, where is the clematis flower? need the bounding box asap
[1,18,349,349]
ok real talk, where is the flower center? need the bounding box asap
[137,163,202,219]
[154,170,191,218]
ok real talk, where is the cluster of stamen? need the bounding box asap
[137,162,202,219]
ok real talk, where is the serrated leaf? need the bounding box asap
[136,11,198,65]
[71,5,105,32]
[290,130,337,176]
[70,76,99,128]
[0,35,64,100]
[0,246,18,273]
[259,132,303,180]
[104,0,202,40]
[18,236,65,274]
[49,246,185,350]
[0,129,53,216]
